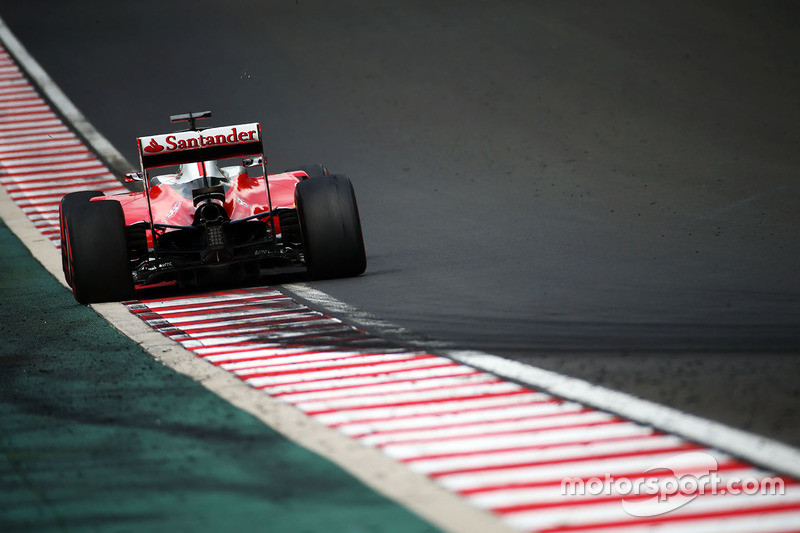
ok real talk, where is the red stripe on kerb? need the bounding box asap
[239,354,442,380]
[287,376,505,405]
[0,110,58,122]
[428,443,704,478]
[463,459,757,496]
[191,341,324,358]
[0,147,92,161]
[537,501,800,532]
[383,418,627,452]
[272,368,484,398]
[215,349,393,368]
[403,431,661,467]
[208,347,372,366]
[324,397,563,429]
[138,293,289,311]
[303,388,532,416]
[155,303,298,319]
[350,405,597,439]
[176,316,333,336]
[0,86,36,96]
[257,362,464,391]
[135,287,284,304]
[0,106,51,117]
[1,164,108,177]
[0,123,66,134]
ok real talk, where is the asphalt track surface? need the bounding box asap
[1,0,798,457]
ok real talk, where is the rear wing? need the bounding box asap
[137,122,263,170]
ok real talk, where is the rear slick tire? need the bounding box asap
[295,174,366,279]
[59,190,104,287]
[63,197,134,304]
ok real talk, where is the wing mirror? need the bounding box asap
[242,156,265,168]
[124,171,144,182]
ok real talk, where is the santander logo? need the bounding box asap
[144,139,164,153]
[139,123,260,161]
[162,127,258,151]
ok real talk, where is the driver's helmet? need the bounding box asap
[175,160,226,184]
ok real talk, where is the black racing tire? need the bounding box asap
[62,197,134,304]
[295,174,366,279]
[287,163,330,179]
[59,190,104,287]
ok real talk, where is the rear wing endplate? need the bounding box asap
[137,122,263,170]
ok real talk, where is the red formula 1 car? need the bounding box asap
[59,112,366,304]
